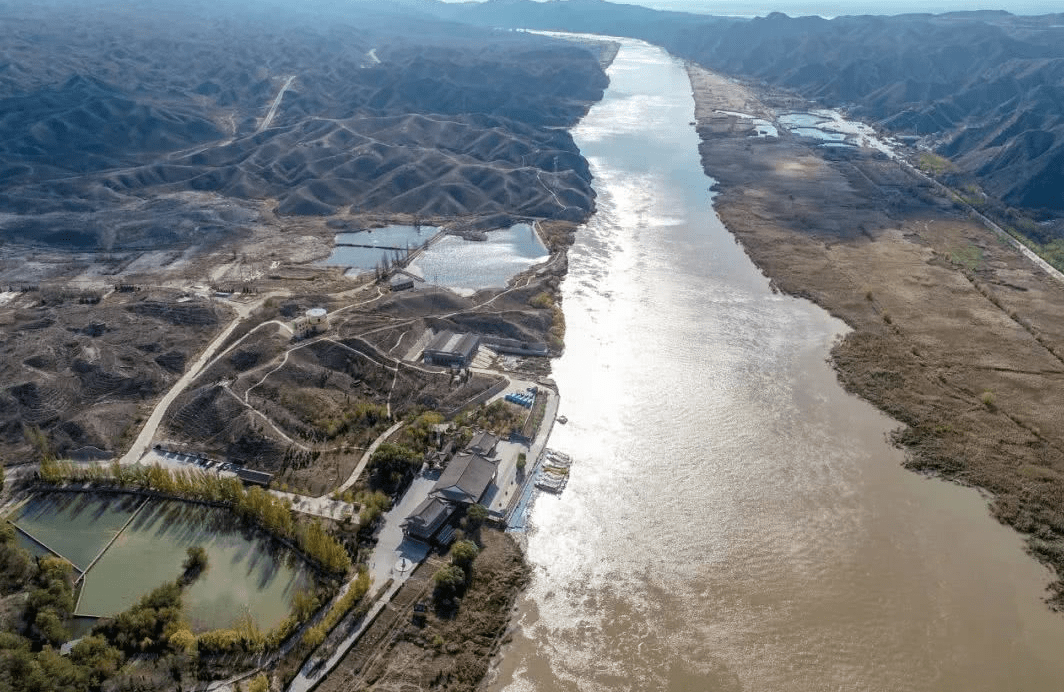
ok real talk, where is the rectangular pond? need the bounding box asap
[406,223,550,296]
[12,492,314,632]
[12,492,143,570]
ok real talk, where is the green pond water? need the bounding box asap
[12,493,313,632]
[13,492,142,570]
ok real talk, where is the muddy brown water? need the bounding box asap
[486,39,1064,692]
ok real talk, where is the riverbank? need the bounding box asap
[312,529,528,692]
[687,63,1064,606]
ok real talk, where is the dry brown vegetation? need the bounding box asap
[689,64,1064,605]
[163,318,503,481]
[315,530,529,692]
[0,289,231,463]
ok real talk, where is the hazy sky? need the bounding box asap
[643,0,1061,15]
[438,0,1062,17]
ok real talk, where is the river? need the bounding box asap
[486,39,1064,692]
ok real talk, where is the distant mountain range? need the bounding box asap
[422,0,1064,214]
[1,0,1060,254]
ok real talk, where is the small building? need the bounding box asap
[305,307,329,330]
[430,452,496,505]
[425,439,455,468]
[401,496,456,542]
[423,330,480,367]
[389,273,415,292]
[235,467,274,487]
[467,431,499,458]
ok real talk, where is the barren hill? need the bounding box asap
[0,0,609,252]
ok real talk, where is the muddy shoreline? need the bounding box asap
[686,63,1064,606]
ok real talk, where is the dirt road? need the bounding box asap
[117,293,284,466]
[258,75,296,133]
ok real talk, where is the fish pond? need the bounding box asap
[11,492,313,632]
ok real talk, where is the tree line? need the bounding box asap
[36,459,352,574]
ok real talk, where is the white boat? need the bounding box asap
[535,472,568,492]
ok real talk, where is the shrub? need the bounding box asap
[302,624,326,650]
[317,568,371,636]
[69,635,124,684]
[357,490,392,529]
[168,629,196,654]
[248,673,269,692]
[433,564,466,600]
[367,443,421,494]
[528,292,554,309]
[0,523,35,595]
[197,628,242,655]
[449,540,479,572]
[466,503,489,528]
[95,580,184,654]
[181,546,209,584]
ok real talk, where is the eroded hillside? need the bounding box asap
[0,0,610,258]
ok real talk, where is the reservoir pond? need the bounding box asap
[13,492,312,632]
[487,38,1064,692]
[323,224,439,272]
[407,223,549,296]
[323,222,549,294]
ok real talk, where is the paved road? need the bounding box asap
[118,294,282,467]
[257,76,295,133]
[286,471,434,692]
[367,471,436,587]
[332,420,405,496]
[492,387,560,519]
[903,162,1064,285]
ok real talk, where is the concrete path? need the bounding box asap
[286,579,403,692]
[286,471,435,692]
[257,75,295,133]
[269,490,356,522]
[367,471,435,587]
[331,420,405,496]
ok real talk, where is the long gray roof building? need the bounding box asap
[423,330,480,367]
[430,452,496,505]
[401,496,455,541]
